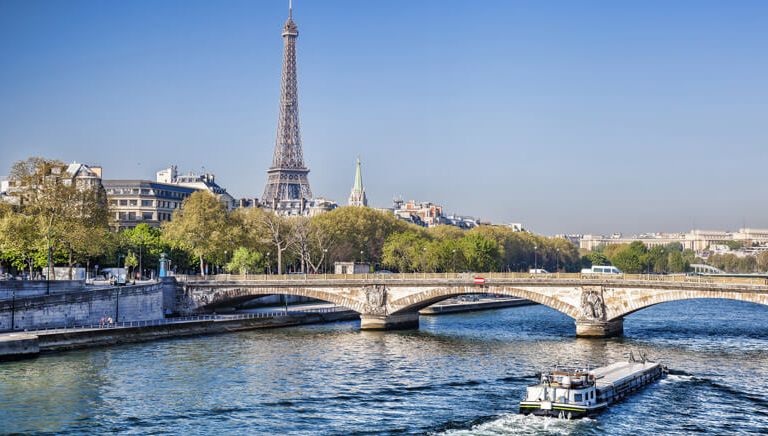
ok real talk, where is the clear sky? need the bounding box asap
[1,0,766,235]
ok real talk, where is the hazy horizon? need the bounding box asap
[1,0,766,235]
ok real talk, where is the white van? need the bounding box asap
[581,265,622,275]
[529,268,549,274]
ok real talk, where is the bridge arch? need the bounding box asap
[387,285,581,319]
[606,290,768,321]
[183,285,366,314]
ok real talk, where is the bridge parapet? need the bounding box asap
[176,272,768,287]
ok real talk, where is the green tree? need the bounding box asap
[124,250,139,279]
[426,238,467,272]
[583,252,611,268]
[9,157,80,277]
[122,223,164,278]
[460,233,500,272]
[381,231,429,272]
[757,252,768,273]
[6,157,110,279]
[313,206,410,266]
[0,212,42,276]
[162,191,231,276]
[667,251,688,273]
[226,247,265,275]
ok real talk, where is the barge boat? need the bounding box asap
[519,355,665,419]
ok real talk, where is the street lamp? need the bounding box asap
[660,248,665,274]
[452,249,457,273]
[556,248,560,273]
[266,252,271,275]
[533,245,538,272]
[323,248,328,274]
[117,254,125,285]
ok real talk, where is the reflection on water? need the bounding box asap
[1,300,767,434]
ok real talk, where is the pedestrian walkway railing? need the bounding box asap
[12,306,350,335]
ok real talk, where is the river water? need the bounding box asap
[1,299,767,435]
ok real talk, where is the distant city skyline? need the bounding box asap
[1,0,766,234]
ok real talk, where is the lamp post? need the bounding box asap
[266,252,271,275]
[660,248,664,274]
[117,254,124,285]
[323,248,328,274]
[533,245,538,272]
[452,249,457,273]
[556,248,560,273]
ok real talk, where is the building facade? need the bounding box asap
[156,165,236,209]
[103,180,196,230]
[2,161,105,207]
[392,199,444,227]
[579,229,768,253]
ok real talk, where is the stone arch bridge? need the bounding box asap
[177,274,768,337]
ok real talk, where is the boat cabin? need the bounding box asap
[524,368,599,407]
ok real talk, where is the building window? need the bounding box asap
[109,200,117,206]
[141,200,153,207]
[128,212,136,221]
[141,189,149,195]
[119,199,128,206]
[142,212,153,220]
[129,200,137,206]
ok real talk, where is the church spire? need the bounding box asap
[348,157,368,207]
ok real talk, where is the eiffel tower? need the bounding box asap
[262,0,312,206]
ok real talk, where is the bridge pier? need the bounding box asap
[360,313,419,331]
[575,318,624,338]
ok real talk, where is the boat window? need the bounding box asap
[574,393,583,402]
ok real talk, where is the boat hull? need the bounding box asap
[519,402,605,419]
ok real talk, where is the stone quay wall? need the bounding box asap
[0,281,174,331]
[0,280,87,300]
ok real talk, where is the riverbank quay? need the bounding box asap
[419,298,536,315]
[0,280,174,331]
[0,308,357,360]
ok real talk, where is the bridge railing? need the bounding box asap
[174,272,768,286]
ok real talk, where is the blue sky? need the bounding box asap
[1,0,766,234]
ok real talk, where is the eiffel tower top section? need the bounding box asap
[262,0,312,203]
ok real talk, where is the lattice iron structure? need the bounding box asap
[262,3,313,204]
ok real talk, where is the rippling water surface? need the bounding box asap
[1,300,767,435]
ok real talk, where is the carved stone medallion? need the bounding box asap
[580,286,606,321]
[363,285,387,315]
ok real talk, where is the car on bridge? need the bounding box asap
[581,265,622,275]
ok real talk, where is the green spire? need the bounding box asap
[353,157,363,193]
[349,157,368,207]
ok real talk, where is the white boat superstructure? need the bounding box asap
[519,355,665,419]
